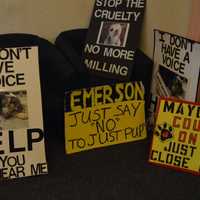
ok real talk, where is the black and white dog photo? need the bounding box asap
[103,23,123,46]
[97,22,129,47]
[0,92,28,120]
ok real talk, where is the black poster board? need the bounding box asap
[83,0,146,80]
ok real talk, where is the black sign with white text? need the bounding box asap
[83,0,146,80]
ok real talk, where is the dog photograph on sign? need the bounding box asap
[97,22,130,47]
[0,91,28,130]
[156,65,188,99]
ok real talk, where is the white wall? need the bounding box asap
[0,0,192,58]
[0,0,94,41]
[141,0,191,57]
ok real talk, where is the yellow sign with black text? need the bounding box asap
[149,98,200,175]
[65,82,147,154]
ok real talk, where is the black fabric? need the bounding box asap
[1,31,200,200]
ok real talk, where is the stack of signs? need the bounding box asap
[149,30,200,125]
[0,47,48,180]
[83,0,146,80]
[149,98,200,175]
[64,82,146,154]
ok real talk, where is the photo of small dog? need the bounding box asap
[97,22,129,47]
[157,65,188,99]
[0,91,28,129]
[169,76,187,98]
[104,23,122,46]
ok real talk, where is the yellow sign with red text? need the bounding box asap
[149,98,200,175]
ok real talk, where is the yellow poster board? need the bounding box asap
[65,82,147,154]
[149,98,200,175]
